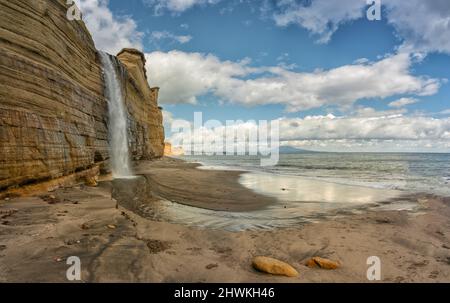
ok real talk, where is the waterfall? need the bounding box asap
[99,52,133,178]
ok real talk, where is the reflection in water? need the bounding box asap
[135,172,411,232]
[239,173,400,204]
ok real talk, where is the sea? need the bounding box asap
[181,153,450,197]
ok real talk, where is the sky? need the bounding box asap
[75,0,450,152]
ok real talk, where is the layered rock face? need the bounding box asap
[0,0,164,191]
[117,49,165,160]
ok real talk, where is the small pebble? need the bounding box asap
[206,263,218,270]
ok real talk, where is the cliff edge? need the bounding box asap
[117,48,165,160]
[0,0,164,191]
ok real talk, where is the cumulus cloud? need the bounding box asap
[150,31,192,44]
[388,97,419,108]
[166,111,450,152]
[145,51,256,104]
[146,51,441,112]
[272,0,366,44]
[269,0,450,54]
[278,112,450,151]
[75,0,143,54]
[143,0,450,54]
[386,0,450,54]
[162,110,175,127]
[143,0,221,14]
[278,113,450,141]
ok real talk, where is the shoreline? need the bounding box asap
[0,157,450,282]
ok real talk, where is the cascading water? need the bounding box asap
[99,52,133,178]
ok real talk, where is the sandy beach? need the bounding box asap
[0,157,450,282]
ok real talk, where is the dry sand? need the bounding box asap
[0,157,449,282]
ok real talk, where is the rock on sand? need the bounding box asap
[306,257,341,269]
[85,176,98,187]
[252,256,299,277]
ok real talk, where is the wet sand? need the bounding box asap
[134,158,275,212]
[0,157,450,282]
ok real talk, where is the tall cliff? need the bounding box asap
[0,0,164,191]
[117,49,165,160]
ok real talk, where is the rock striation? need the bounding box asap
[0,0,164,191]
[117,48,165,160]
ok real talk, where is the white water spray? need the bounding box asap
[99,52,133,178]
